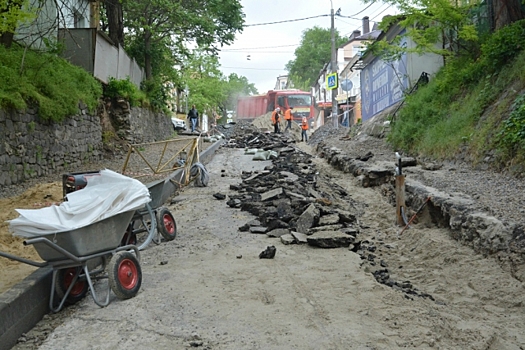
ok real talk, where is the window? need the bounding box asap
[73,10,86,28]
[287,95,312,107]
[277,96,285,108]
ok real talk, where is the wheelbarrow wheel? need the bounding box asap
[55,267,88,305]
[108,251,142,300]
[156,206,177,241]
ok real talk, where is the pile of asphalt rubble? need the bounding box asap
[216,125,434,302]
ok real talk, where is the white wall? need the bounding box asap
[406,36,443,85]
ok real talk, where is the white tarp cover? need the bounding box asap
[9,169,151,238]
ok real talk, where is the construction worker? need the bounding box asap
[301,116,309,142]
[284,106,294,132]
[271,107,281,133]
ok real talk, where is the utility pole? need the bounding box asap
[330,2,338,128]
[184,85,189,114]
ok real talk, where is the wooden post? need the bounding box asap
[395,174,406,226]
[89,1,100,30]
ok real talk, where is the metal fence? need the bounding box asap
[58,28,144,87]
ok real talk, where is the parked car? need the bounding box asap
[171,117,187,131]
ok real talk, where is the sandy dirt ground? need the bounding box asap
[9,141,525,350]
[0,182,63,292]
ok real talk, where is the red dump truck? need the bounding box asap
[236,89,314,122]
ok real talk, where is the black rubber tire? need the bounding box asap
[55,267,88,305]
[108,251,142,300]
[156,206,177,241]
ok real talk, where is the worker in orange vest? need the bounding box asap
[284,106,294,132]
[271,107,281,133]
[301,116,309,142]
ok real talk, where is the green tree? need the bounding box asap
[122,0,244,80]
[367,0,481,61]
[181,53,257,123]
[364,0,524,64]
[183,53,225,114]
[285,26,346,90]
[0,0,35,48]
[221,73,257,111]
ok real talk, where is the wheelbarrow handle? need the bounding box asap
[0,250,48,267]
[24,237,82,263]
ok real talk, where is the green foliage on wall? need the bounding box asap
[105,77,147,108]
[0,45,102,121]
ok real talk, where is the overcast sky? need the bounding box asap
[218,0,399,93]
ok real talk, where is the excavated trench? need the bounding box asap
[313,139,525,282]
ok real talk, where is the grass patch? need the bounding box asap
[0,45,102,122]
[389,20,525,169]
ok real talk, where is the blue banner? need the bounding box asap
[361,38,408,121]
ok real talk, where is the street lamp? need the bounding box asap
[330,1,338,128]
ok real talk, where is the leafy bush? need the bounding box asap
[141,78,169,113]
[480,20,525,73]
[497,94,525,155]
[0,45,102,121]
[104,77,146,107]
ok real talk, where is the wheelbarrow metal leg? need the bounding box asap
[83,264,111,308]
[49,268,82,313]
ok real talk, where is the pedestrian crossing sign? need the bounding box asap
[326,73,338,90]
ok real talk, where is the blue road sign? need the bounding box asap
[326,73,338,90]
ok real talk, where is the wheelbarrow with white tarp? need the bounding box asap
[0,170,150,312]
[62,172,177,251]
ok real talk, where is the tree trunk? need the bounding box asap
[492,0,525,30]
[0,32,14,48]
[105,0,124,46]
[0,0,24,48]
[144,30,152,79]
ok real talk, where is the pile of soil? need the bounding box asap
[0,182,63,292]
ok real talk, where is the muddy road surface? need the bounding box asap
[12,143,525,350]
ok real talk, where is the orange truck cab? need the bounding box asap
[237,89,314,122]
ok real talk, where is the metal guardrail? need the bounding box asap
[121,136,203,187]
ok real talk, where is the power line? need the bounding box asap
[371,4,394,22]
[221,44,299,51]
[221,66,285,71]
[244,5,393,28]
[221,50,295,54]
[337,3,375,19]
[245,14,330,27]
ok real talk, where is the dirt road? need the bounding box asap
[12,143,525,350]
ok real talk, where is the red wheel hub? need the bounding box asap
[118,259,138,290]
[162,214,175,234]
[63,268,85,296]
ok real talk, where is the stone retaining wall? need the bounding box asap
[0,100,173,186]
[0,103,103,186]
[106,98,173,144]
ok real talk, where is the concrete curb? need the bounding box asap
[0,267,51,350]
[0,138,224,350]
